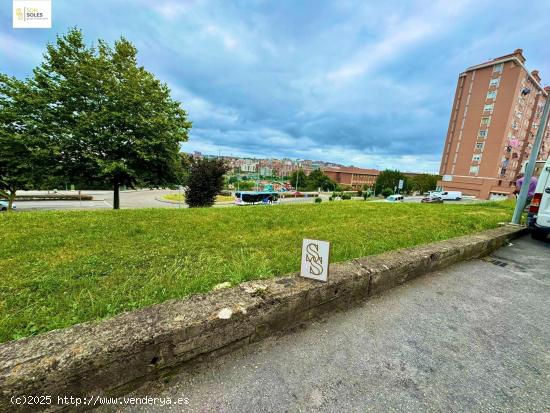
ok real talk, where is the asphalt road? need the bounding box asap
[8,191,482,211]
[8,190,317,211]
[102,235,550,413]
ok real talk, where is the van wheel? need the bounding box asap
[455,197,461,201]
[0,207,6,212]
[531,229,548,241]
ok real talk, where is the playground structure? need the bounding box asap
[262,181,292,192]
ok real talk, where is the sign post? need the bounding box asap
[398,179,404,194]
[300,239,330,282]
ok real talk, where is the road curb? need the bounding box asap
[0,225,527,412]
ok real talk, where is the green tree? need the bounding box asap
[185,158,228,207]
[33,28,191,209]
[0,75,55,211]
[409,174,441,194]
[375,169,406,195]
[289,169,307,190]
[306,168,336,191]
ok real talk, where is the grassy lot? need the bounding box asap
[162,193,235,203]
[0,200,515,343]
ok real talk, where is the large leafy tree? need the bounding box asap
[289,169,307,190]
[0,75,55,211]
[375,169,407,195]
[33,28,191,208]
[307,168,336,191]
[408,174,441,194]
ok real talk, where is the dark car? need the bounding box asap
[421,196,443,204]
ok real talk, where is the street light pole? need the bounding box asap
[511,90,550,224]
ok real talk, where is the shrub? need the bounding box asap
[329,196,334,201]
[362,192,370,200]
[314,197,322,203]
[341,193,352,200]
[236,180,256,191]
[185,158,228,207]
[381,187,393,198]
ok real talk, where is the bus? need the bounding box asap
[235,191,279,205]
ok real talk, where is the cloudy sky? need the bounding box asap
[2,0,549,172]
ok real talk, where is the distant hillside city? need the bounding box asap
[187,151,435,192]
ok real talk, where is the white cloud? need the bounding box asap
[205,24,238,50]
[0,34,43,64]
[146,0,191,20]
[170,85,240,126]
[326,0,473,83]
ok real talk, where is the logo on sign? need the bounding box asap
[13,0,52,29]
[300,239,330,282]
[305,243,323,276]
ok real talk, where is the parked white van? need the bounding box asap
[527,159,550,241]
[429,191,462,201]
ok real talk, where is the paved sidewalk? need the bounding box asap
[104,236,550,413]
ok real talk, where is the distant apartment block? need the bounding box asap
[239,161,257,173]
[438,49,550,199]
[258,166,273,176]
[322,167,379,190]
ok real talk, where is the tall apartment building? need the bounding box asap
[437,49,550,199]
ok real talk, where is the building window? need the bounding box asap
[476,143,484,150]
[489,78,501,87]
[493,63,504,73]
[478,130,487,138]
[472,154,482,162]
[487,91,497,100]
[470,166,479,174]
[481,117,491,126]
[484,104,494,113]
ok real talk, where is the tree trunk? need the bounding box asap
[6,191,16,213]
[113,178,120,210]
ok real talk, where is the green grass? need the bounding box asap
[0,200,515,343]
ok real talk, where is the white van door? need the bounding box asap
[536,167,550,228]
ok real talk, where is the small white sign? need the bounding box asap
[398,179,404,189]
[13,0,52,29]
[300,239,330,282]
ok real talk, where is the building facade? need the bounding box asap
[322,167,379,190]
[437,49,550,199]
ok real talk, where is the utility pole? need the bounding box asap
[511,89,550,224]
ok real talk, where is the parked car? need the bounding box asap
[386,195,404,202]
[0,200,16,211]
[527,158,550,241]
[430,191,462,200]
[421,196,443,203]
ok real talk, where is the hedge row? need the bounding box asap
[12,194,94,201]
